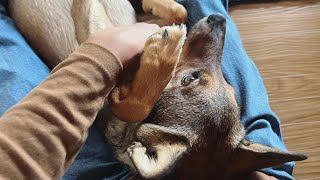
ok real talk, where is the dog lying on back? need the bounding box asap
[97,14,307,179]
[8,0,307,179]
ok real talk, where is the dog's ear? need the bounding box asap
[229,139,308,175]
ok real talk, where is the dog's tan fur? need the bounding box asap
[142,0,188,24]
[8,1,307,179]
[8,0,186,68]
[111,25,186,122]
[72,0,114,44]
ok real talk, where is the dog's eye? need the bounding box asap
[181,72,200,86]
[181,75,195,86]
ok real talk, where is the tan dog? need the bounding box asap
[8,1,307,179]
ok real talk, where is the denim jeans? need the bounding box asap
[0,0,294,179]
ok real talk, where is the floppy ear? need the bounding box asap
[229,139,308,175]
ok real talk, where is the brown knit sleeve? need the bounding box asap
[0,42,122,179]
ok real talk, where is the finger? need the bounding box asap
[135,23,160,37]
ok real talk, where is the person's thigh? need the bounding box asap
[176,0,294,179]
[63,125,131,180]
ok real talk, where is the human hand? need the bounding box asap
[87,23,159,68]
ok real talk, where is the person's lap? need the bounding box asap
[0,0,294,179]
[0,4,49,115]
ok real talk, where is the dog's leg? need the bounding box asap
[72,0,113,44]
[128,142,187,178]
[127,123,189,178]
[110,25,187,122]
[142,0,188,24]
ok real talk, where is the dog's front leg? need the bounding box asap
[110,25,187,122]
[128,142,187,179]
[127,123,189,179]
[72,0,113,44]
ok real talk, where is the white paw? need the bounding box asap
[127,142,146,157]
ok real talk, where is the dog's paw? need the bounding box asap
[127,142,145,157]
[127,142,154,177]
[147,24,187,48]
[143,25,187,68]
[127,142,160,178]
[143,1,188,25]
[127,141,187,178]
[164,3,188,25]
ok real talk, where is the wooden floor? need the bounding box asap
[229,1,320,179]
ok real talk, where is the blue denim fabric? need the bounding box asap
[0,5,50,115]
[0,0,294,179]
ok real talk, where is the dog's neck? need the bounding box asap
[164,115,245,179]
[168,140,238,179]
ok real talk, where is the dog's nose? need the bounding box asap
[207,13,226,25]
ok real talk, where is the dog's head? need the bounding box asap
[106,14,307,179]
[147,14,241,146]
[143,14,307,178]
